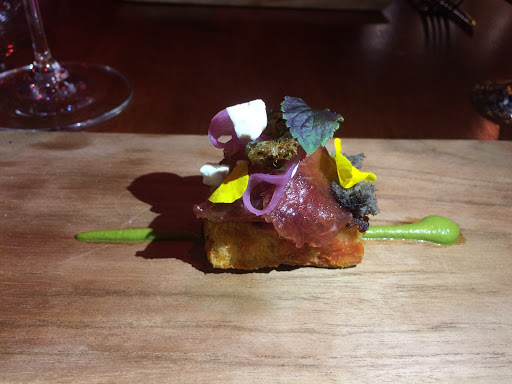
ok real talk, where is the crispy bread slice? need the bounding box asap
[203,220,364,270]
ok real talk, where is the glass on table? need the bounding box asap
[0,0,23,72]
[471,80,512,140]
[0,0,132,131]
[471,80,512,126]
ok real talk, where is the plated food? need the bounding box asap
[75,98,459,261]
[193,97,379,270]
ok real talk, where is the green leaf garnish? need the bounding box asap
[281,96,343,155]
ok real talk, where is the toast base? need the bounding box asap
[203,221,364,270]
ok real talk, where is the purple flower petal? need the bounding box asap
[208,109,248,149]
[242,160,299,216]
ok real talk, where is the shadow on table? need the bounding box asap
[127,172,210,271]
[128,172,298,274]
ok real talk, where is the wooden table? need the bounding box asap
[3,0,512,139]
[1,132,511,382]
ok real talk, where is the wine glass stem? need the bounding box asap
[21,0,67,80]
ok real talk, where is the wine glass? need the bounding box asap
[471,80,512,127]
[0,0,22,72]
[0,0,132,131]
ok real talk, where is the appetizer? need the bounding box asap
[193,97,379,270]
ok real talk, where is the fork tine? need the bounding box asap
[409,0,474,37]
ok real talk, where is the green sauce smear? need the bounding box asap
[363,215,460,245]
[75,228,200,242]
[76,215,459,246]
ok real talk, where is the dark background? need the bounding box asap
[3,0,512,139]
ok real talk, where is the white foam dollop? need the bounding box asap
[226,99,267,141]
[200,164,230,187]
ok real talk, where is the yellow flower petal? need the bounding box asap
[334,138,376,189]
[208,161,249,203]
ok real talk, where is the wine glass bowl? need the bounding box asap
[0,0,20,23]
[0,0,22,70]
[0,0,132,131]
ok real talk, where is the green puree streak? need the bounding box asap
[76,215,459,246]
[363,215,460,245]
[75,228,200,242]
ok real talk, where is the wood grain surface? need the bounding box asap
[0,132,511,383]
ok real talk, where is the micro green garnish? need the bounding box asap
[281,96,344,155]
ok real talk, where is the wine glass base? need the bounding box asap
[0,62,132,131]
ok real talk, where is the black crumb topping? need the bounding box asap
[331,180,380,218]
[331,151,379,225]
[344,153,365,170]
[353,216,370,233]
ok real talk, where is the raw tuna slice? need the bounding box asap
[263,147,354,247]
